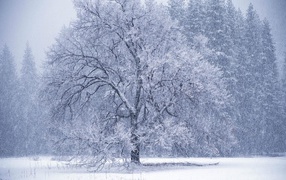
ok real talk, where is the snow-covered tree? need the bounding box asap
[276,53,286,153]
[184,0,206,44]
[168,0,186,23]
[205,0,227,53]
[168,0,284,155]
[235,4,283,154]
[44,0,233,168]
[15,43,47,156]
[0,45,18,156]
[21,44,38,94]
[281,52,286,151]
[259,20,284,153]
[234,3,262,154]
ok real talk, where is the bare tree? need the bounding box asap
[44,0,231,168]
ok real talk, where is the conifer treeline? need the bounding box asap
[0,44,48,156]
[169,0,286,155]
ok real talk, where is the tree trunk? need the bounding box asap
[130,57,142,164]
[130,113,140,164]
[131,133,140,164]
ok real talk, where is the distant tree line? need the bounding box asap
[169,0,286,154]
[0,44,48,157]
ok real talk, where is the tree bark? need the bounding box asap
[130,113,140,164]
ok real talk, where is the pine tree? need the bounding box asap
[17,43,46,155]
[236,3,263,154]
[168,0,284,155]
[185,0,206,43]
[281,53,286,152]
[231,8,252,155]
[224,0,236,56]
[168,0,185,24]
[21,43,38,94]
[205,0,227,53]
[0,45,18,156]
[260,20,281,153]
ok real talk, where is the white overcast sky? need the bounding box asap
[0,0,76,73]
[0,0,285,74]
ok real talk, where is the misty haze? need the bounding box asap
[0,0,286,179]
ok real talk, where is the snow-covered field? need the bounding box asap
[0,156,286,180]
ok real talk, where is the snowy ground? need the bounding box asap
[0,156,286,180]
